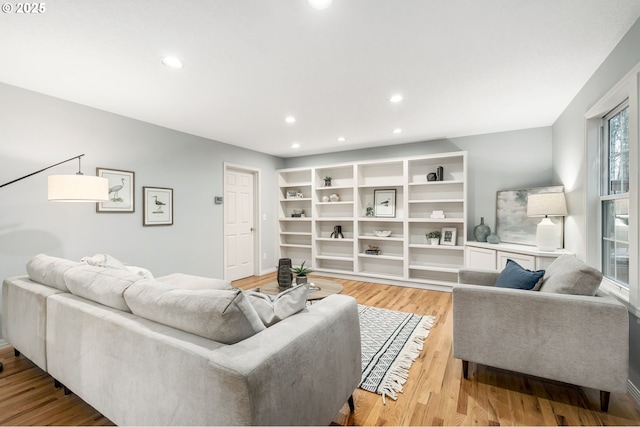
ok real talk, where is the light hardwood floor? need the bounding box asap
[1,273,640,426]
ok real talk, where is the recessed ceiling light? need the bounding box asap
[161,56,184,69]
[307,0,333,10]
[285,116,296,124]
[389,94,403,103]
[393,128,402,134]
[292,143,300,149]
[337,136,346,142]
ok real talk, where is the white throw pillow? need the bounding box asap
[81,253,127,270]
[245,284,310,327]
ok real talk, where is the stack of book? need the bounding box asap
[430,210,445,219]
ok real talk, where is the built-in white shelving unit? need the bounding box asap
[277,151,467,288]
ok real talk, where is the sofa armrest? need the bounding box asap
[452,284,628,393]
[212,294,362,425]
[458,268,499,286]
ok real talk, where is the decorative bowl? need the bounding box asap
[373,230,392,237]
[292,208,304,215]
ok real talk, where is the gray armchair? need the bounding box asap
[453,255,628,412]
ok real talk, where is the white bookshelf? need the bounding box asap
[277,151,467,288]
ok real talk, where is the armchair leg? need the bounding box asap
[600,390,610,412]
[462,360,469,379]
[348,395,355,412]
[14,349,20,357]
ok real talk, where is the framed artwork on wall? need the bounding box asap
[441,227,457,246]
[496,185,564,246]
[143,186,173,226]
[96,168,135,213]
[374,189,396,217]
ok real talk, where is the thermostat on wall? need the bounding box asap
[215,196,223,204]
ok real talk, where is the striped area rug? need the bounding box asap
[358,304,435,403]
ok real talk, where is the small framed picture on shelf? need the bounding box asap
[441,227,457,246]
[143,186,173,226]
[374,189,396,217]
[286,189,299,199]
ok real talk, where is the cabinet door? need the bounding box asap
[465,247,496,270]
[497,251,535,271]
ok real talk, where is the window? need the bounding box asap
[601,103,630,288]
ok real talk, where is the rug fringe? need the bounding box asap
[380,315,435,404]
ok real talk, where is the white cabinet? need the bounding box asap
[465,241,573,271]
[277,151,467,288]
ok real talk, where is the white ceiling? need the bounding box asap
[2,0,640,158]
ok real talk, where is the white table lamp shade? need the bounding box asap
[527,192,567,251]
[48,175,109,202]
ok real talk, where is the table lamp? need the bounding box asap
[527,192,567,251]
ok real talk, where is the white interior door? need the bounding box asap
[224,168,255,281]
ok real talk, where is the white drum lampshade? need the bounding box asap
[527,192,567,251]
[48,174,109,202]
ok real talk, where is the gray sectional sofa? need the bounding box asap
[2,254,362,425]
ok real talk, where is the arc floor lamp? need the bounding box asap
[0,154,109,202]
[0,154,108,371]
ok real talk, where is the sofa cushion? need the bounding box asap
[26,254,80,292]
[63,265,143,312]
[539,254,602,296]
[156,273,232,290]
[124,265,154,279]
[124,280,266,344]
[245,283,310,327]
[495,259,545,290]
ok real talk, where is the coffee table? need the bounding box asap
[258,277,343,300]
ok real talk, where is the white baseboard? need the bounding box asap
[629,379,640,406]
[0,338,9,349]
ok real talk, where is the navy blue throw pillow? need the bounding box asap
[495,259,545,290]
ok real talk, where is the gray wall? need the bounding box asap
[552,17,640,393]
[0,82,283,298]
[284,127,553,241]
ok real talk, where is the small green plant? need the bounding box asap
[290,260,313,276]
[427,231,441,239]
[324,175,332,180]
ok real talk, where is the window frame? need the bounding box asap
[600,101,630,289]
[584,62,639,316]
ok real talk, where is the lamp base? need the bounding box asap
[536,217,558,252]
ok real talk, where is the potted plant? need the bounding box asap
[324,175,332,187]
[427,231,441,245]
[290,261,313,284]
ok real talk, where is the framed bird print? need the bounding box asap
[374,189,396,217]
[96,168,135,213]
[143,186,173,226]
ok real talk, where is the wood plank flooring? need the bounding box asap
[1,272,640,425]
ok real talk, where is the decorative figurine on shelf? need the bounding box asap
[473,217,491,242]
[324,175,332,187]
[329,193,340,202]
[290,261,313,285]
[436,166,444,181]
[365,204,374,217]
[330,225,344,238]
[427,172,437,181]
[277,258,293,289]
[322,195,330,202]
